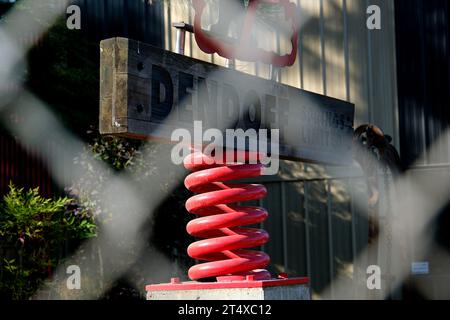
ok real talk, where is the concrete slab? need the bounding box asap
[146,278,310,300]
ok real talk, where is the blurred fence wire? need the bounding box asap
[0,0,449,300]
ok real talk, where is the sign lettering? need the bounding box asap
[100,38,354,164]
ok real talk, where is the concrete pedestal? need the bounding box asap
[146,277,310,300]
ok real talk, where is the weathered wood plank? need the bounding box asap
[99,37,355,165]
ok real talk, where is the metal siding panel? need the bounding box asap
[347,0,370,126]
[342,0,350,101]
[285,182,308,277]
[423,1,450,164]
[164,0,172,51]
[0,0,405,297]
[114,0,122,36]
[157,0,399,144]
[351,177,370,298]
[326,179,335,298]
[299,0,324,94]
[76,0,163,45]
[323,0,347,101]
[1,135,5,194]
[0,134,54,198]
[280,0,302,88]
[364,0,374,124]
[129,0,138,39]
[297,0,305,89]
[330,179,354,297]
[319,0,327,95]
[352,177,369,254]
[1,135,3,193]
[368,0,399,148]
[306,180,331,294]
[304,181,312,278]
[396,0,450,166]
[98,0,106,38]
[280,182,289,270]
[102,0,111,38]
[261,182,285,273]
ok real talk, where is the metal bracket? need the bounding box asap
[173,22,194,55]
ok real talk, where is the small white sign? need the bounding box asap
[411,262,429,275]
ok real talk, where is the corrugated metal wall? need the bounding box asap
[0,0,402,298]
[394,1,450,298]
[0,5,54,198]
[0,132,55,198]
[395,0,450,167]
[260,177,370,296]
[239,168,375,298]
[162,0,399,297]
[0,0,447,299]
[0,0,165,198]
[163,0,399,144]
[74,0,164,46]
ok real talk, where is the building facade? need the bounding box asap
[1,0,449,299]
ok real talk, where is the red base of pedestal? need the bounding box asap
[146,276,310,292]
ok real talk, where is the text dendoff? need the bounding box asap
[100,37,355,165]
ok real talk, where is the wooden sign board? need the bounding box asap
[100,37,355,165]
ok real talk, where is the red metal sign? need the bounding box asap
[193,0,299,67]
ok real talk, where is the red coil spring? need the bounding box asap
[183,150,271,282]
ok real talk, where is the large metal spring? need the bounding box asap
[183,150,271,281]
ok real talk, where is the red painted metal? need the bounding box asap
[183,150,271,282]
[192,0,299,67]
[146,276,310,291]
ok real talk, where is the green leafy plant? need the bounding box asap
[0,183,96,300]
[67,130,193,299]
